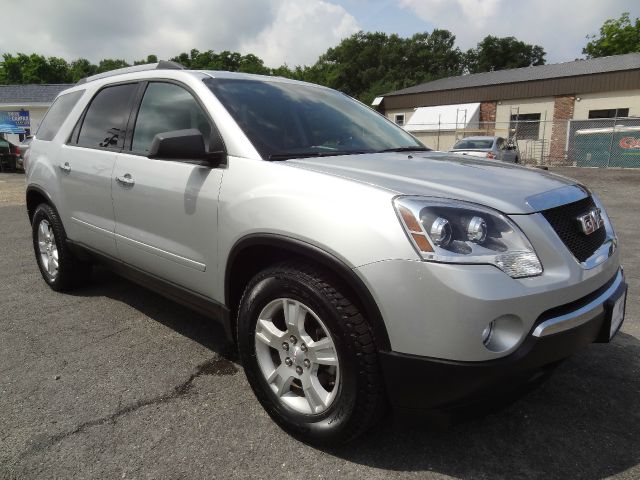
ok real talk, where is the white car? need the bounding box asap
[450,136,519,163]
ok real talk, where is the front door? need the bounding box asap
[111,82,223,298]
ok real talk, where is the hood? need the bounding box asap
[286,151,583,214]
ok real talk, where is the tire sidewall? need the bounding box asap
[238,270,359,442]
[32,204,67,290]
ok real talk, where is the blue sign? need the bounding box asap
[0,110,30,128]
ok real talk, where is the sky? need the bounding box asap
[0,0,638,68]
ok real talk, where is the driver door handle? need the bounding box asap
[58,162,71,173]
[115,174,135,187]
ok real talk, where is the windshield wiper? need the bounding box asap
[376,147,432,153]
[268,150,371,161]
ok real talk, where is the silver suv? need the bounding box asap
[25,63,627,445]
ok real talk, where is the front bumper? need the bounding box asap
[378,268,627,410]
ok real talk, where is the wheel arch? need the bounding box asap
[26,185,56,223]
[225,234,391,352]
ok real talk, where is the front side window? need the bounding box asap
[77,83,137,149]
[132,82,213,153]
[37,90,84,141]
[205,78,426,159]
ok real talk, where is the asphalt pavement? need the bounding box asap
[0,168,638,479]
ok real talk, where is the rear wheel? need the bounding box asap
[237,262,386,445]
[32,203,91,291]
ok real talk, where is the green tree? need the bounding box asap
[69,58,98,82]
[134,54,158,65]
[303,30,465,104]
[96,58,129,74]
[583,12,640,58]
[466,35,546,73]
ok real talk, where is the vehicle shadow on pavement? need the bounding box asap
[331,331,640,479]
[66,266,638,480]
[69,266,237,360]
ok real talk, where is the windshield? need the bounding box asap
[452,139,494,150]
[204,78,427,160]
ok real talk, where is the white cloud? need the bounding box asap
[0,0,359,67]
[398,0,640,62]
[241,0,361,66]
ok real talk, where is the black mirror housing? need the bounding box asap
[148,129,225,164]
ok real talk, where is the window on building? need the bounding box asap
[394,114,405,126]
[76,83,138,149]
[588,108,629,119]
[509,113,541,140]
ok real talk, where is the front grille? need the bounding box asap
[541,196,606,262]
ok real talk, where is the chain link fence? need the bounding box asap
[405,117,640,168]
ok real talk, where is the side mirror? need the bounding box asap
[148,128,225,164]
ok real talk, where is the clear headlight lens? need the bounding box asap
[394,196,543,278]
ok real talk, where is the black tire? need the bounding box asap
[515,156,520,164]
[237,262,386,445]
[32,203,91,292]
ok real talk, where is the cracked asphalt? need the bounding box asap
[1,168,639,479]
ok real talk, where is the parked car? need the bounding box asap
[450,135,519,163]
[0,135,21,171]
[25,63,626,445]
[15,136,33,170]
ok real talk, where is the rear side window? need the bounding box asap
[131,82,213,153]
[36,90,84,141]
[77,83,137,149]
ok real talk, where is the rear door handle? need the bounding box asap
[58,162,71,173]
[115,174,135,187]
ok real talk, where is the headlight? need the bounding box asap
[394,196,542,278]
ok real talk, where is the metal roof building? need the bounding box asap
[0,84,73,140]
[376,53,640,164]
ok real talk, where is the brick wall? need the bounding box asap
[549,95,575,164]
[479,101,497,122]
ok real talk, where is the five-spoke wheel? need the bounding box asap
[255,298,339,414]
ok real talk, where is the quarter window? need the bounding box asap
[77,83,137,149]
[37,90,84,141]
[132,82,212,153]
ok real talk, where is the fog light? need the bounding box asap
[482,322,494,346]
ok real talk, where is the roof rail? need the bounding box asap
[76,61,185,85]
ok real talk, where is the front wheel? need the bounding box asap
[237,262,386,445]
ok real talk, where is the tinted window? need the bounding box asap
[77,84,137,149]
[205,78,425,159]
[37,90,84,141]
[132,82,212,153]
[453,139,494,149]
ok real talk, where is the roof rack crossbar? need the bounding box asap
[76,61,185,85]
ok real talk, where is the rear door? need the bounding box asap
[111,81,224,298]
[60,83,138,257]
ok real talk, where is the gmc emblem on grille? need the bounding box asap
[577,208,603,235]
